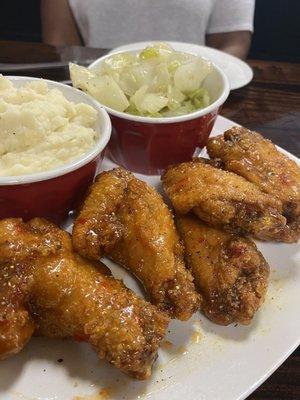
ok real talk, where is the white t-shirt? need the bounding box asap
[69,0,255,48]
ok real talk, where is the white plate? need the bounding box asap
[0,116,299,400]
[110,41,253,91]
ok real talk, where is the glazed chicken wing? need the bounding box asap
[163,161,287,241]
[207,127,300,221]
[0,218,169,379]
[177,215,270,325]
[73,168,199,321]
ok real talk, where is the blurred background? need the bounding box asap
[0,0,299,62]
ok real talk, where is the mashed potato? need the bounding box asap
[0,75,97,177]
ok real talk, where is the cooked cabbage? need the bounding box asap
[70,43,212,117]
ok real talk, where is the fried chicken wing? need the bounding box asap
[0,218,169,379]
[73,168,199,321]
[162,161,287,241]
[207,127,300,221]
[176,215,270,325]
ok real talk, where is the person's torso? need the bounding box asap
[69,0,216,48]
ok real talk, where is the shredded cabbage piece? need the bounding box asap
[69,42,212,117]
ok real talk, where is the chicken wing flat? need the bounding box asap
[176,215,270,325]
[73,168,199,321]
[0,218,169,379]
[162,161,287,241]
[207,127,300,221]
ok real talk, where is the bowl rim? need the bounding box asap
[88,49,230,124]
[0,76,112,186]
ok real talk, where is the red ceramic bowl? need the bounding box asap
[89,49,230,175]
[0,77,111,225]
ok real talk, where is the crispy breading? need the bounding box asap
[207,127,300,221]
[177,215,270,325]
[0,218,169,379]
[162,161,287,241]
[73,168,199,321]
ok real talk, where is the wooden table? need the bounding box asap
[1,40,299,399]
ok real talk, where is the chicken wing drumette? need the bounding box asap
[162,161,287,241]
[207,127,300,242]
[73,168,199,321]
[176,215,269,325]
[0,218,169,379]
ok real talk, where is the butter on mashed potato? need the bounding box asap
[0,75,97,177]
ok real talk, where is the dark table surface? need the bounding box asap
[0,40,299,399]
